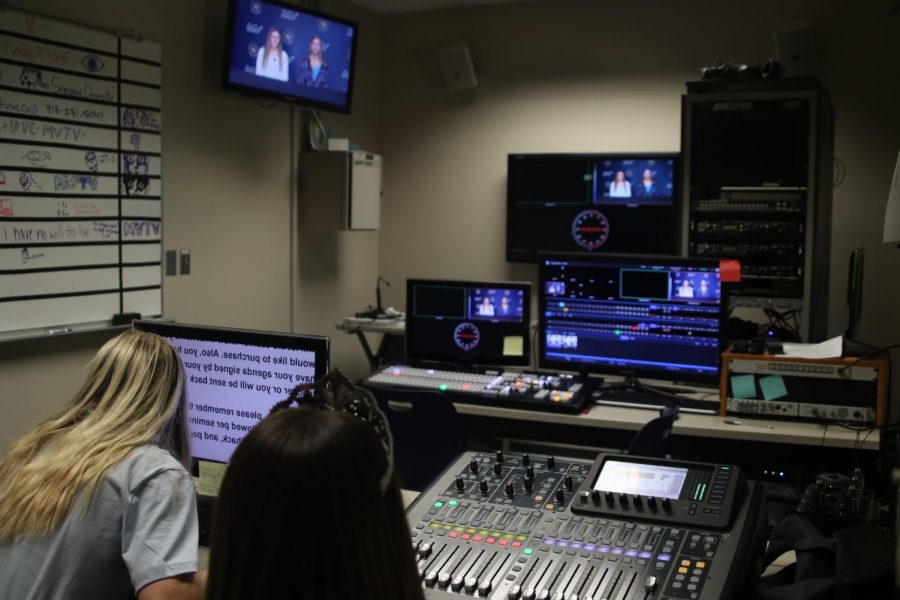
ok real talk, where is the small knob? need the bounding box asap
[619,492,629,506]
[605,490,614,504]
[661,497,672,511]
[494,462,503,476]
[555,488,565,503]
[424,570,438,587]
[591,489,601,503]
[470,459,479,474]
[524,476,534,491]
[496,450,504,463]
[417,542,433,558]
[508,584,522,600]
[479,479,488,494]
[547,456,556,470]
[647,496,657,508]
[506,482,515,497]
[632,494,642,507]
[455,476,465,491]
[564,475,573,489]
[526,465,535,479]
[644,575,658,593]
[522,453,531,467]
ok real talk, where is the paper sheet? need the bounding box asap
[503,335,524,356]
[759,375,789,401]
[781,335,843,359]
[194,460,227,497]
[730,374,756,399]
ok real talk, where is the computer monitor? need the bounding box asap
[133,320,329,463]
[405,279,531,367]
[538,254,726,385]
[506,153,680,262]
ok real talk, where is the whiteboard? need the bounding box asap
[0,8,163,338]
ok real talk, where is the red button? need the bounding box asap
[461,534,471,540]
[499,539,509,546]
[474,535,483,542]
[512,541,521,548]
[449,532,458,538]
[486,537,496,544]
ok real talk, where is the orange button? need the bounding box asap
[512,541,521,548]
[486,537,496,544]
[474,535,483,542]
[681,560,691,567]
[449,532,458,538]
[678,567,688,574]
[696,561,706,569]
[461,534,471,540]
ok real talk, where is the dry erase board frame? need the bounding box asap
[0,8,163,340]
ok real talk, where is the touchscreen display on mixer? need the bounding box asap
[593,460,688,500]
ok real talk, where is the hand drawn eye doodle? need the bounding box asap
[82,54,105,72]
[21,151,51,164]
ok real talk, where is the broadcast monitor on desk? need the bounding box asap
[405,279,531,368]
[507,153,680,262]
[132,320,330,467]
[538,254,727,414]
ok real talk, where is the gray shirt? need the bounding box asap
[0,445,198,599]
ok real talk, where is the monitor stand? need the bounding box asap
[599,376,694,398]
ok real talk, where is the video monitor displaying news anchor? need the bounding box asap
[223,0,358,113]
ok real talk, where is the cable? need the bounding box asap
[838,343,900,372]
[307,110,327,151]
[832,156,846,187]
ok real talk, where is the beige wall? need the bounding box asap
[0,0,381,451]
[2,0,899,450]
[377,0,900,398]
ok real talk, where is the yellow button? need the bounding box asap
[681,560,691,567]
[696,561,706,569]
[678,567,689,574]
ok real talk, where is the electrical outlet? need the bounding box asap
[179,248,191,275]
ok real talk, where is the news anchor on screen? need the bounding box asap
[608,170,632,198]
[296,35,328,87]
[255,27,289,82]
[634,168,657,197]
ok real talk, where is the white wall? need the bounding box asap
[377,0,900,397]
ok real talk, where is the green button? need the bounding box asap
[720,466,732,471]
[439,384,449,391]
[434,501,444,508]
[448,500,458,506]
[523,548,533,556]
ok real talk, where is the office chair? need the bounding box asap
[364,384,466,491]
[627,404,679,458]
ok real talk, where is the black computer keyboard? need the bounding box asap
[593,389,720,415]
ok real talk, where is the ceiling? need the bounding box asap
[347,0,532,14]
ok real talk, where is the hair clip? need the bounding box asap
[271,369,395,493]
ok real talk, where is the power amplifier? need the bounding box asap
[719,351,888,425]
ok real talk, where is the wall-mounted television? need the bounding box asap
[507,153,681,262]
[223,0,358,113]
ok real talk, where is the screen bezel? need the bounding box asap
[221,0,359,114]
[405,278,532,367]
[537,252,727,385]
[132,320,330,462]
[506,152,681,263]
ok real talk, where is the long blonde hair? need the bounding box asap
[263,27,283,71]
[0,330,189,542]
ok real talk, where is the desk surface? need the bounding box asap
[454,401,880,450]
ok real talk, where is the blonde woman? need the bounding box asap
[0,330,205,599]
[255,27,289,82]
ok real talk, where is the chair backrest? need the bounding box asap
[627,404,679,458]
[364,384,466,491]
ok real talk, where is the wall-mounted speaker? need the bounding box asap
[775,24,817,75]
[437,44,478,90]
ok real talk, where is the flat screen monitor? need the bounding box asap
[406,279,531,367]
[223,0,358,113]
[133,320,329,463]
[538,254,726,385]
[507,153,680,262]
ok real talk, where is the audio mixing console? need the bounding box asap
[366,365,593,414]
[407,451,765,599]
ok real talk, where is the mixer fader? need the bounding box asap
[407,451,765,600]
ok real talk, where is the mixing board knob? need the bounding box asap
[619,492,628,506]
[496,450,504,463]
[455,476,465,490]
[479,479,489,494]
[647,496,657,508]
[494,462,503,476]
[522,453,531,467]
[451,576,464,591]
[424,570,438,587]
[536,589,549,599]
[564,474,573,489]
[605,490,614,504]
[506,482,515,497]
[478,581,493,595]
[522,587,536,600]
[526,465,535,479]
[591,489,601,503]
[470,459,480,474]
[645,576,658,593]
[465,576,478,593]
[524,476,534,491]
[555,488,565,503]
[507,584,522,599]
[417,542,433,558]
[580,491,589,503]
[438,573,451,588]
[661,497,672,511]
[547,456,556,469]
[633,494,642,507]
